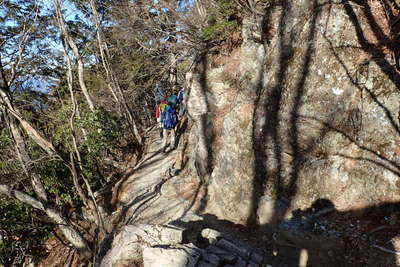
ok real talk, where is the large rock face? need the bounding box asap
[185,0,400,225]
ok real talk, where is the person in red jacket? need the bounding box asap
[155,100,167,138]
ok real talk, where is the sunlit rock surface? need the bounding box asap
[186,0,400,225]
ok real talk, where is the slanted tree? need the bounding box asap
[0,0,95,261]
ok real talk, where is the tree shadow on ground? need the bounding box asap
[249,0,321,226]
[344,0,400,87]
[246,2,326,266]
[266,199,400,266]
[166,198,400,266]
[184,53,215,214]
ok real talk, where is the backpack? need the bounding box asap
[167,95,178,107]
[162,105,177,130]
[159,102,168,122]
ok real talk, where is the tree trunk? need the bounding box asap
[144,99,153,123]
[8,115,48,202]
[195,0,207,21]
[169,53,178,91]
[0,91,58,156]
[89,0,143,145]
[62,40,106,231]
[54,0,95,112]
[0,185,91,254]
[90,0,119,104]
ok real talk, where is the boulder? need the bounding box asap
[143,244,201,267]
[201,228,223,244]
[100,224,184,267]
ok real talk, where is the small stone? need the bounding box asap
[272,248,278,256]
[201,228,223,244]
[160,225,185,244]
[179,212,203,223]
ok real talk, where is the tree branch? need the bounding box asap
[0,184,91,253]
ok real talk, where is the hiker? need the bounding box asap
[167,93,179,109]
[156,99,167,138]
[161,97,178,153]
[154,83,166,102]
[177,86,186,118]
[154,82,167,138]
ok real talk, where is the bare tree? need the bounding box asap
[61,35,106,232]
[0,91,92,256]
[0,3,96,255]
[89,0,143,145]
[53,0,96,112]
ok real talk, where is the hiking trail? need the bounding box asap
[110,125,195,227]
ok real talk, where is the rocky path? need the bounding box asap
[100,127,272,266]
[110,126,197,227]
[104,127,332,267]
[102,126,363,267]
[100,223,267,267]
